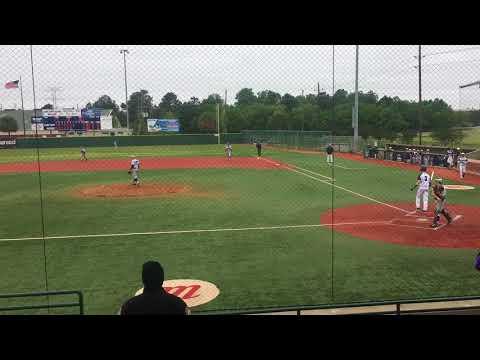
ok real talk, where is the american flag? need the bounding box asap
[5,80,19,89]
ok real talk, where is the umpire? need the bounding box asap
[255,141,262,158]
[326,143,334,165]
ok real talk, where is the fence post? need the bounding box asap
[76,291,84,315]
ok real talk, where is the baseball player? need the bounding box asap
[326,144,334,165]
[224,142,232,160]
[128,157,140,185]
[431,178,453,228]
[80,147,87,161]
[411,165,431,212]
[446,148,454,168]
[255,141,262,159]
[457,152,468,179]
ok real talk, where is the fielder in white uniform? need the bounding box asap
[458,153,468,179]
[411,166,431,212]
[129,158,140,185]
[446,149,454,168]
[225,142,232,160]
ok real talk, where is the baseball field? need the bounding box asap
[1,143,480,314]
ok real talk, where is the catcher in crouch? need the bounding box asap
[431,178,453,228]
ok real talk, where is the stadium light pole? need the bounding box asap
[120,49,130,131]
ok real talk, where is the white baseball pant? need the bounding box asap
[416,188,429,211]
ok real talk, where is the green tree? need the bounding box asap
[127,90,153,132]
[93,95,119,111]
[41,104,53,110]
[235,88,257,106]
[430,112,465,146]
[258,90,281,105]
[202,94,223,105]
[280,93,298,111]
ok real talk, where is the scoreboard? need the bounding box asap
[31,109,102,131]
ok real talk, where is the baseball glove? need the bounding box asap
[128,170,132,174]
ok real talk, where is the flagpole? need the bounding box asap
[20,76,26,136]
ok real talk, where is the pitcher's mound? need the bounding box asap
[73,183,212,199]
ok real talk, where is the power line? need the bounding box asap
[421,58,480,68]
[423,46,480,57]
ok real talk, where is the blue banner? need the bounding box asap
[147,119,180,132]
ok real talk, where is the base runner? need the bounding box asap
[411,165,431,212]
[431,178,453,228]
[225,142,232,160]
[128,157,140,186]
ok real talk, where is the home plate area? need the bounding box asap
[320,203,480,249]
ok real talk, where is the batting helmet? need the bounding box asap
[420,166,427,172]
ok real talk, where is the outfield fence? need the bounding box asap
[14,133,245,148]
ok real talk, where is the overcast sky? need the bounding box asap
[1,45,480,111]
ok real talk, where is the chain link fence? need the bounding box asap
[1,45,479,314]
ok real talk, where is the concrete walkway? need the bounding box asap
[250,299,480,315]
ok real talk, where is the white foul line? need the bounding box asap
[0,221,392,243]
[333,164,368,170]
[261,157,409,214]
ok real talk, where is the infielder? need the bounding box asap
[326,144,334,165]
[457,152,468,179]
[225,142,232,160]
[431,178,452,228]
[80,147,87,161]
[411,166,431,212]
[128,157,140,185]
[255,141,262,158]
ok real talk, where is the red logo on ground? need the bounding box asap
[164,285,201,300]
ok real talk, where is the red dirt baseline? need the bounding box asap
[0,157,283,174]
[320,202,480,249]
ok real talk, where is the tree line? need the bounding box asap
[72,88,480,145]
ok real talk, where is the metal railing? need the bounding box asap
[194,295,480,315]
[0,290,84,315]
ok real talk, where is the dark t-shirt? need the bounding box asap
[256,142,262,149]
[120,288,188,315]
[326,146,334,155]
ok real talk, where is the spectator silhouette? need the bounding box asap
[120,261,189,315]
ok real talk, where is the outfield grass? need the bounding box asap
[411,127,480,149]
[1,144,479,314]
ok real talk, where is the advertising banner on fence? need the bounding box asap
[0,137,16,149]
[147,119,180,132]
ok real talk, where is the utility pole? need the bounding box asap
[353,45,359,152]
[317,82,320,97]
[216,103,220,144]
[418,45,423,145]
[120,49,130,131]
